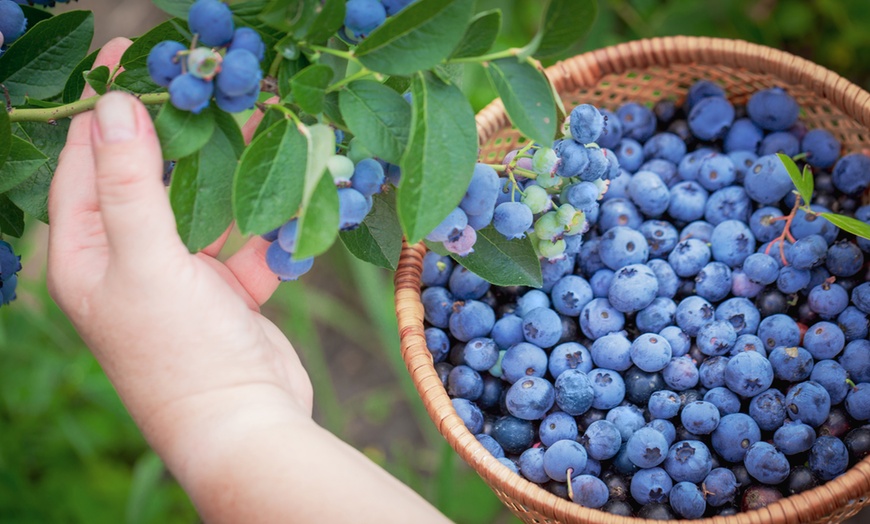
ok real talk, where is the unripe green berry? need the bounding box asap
[327,155,355,183]
[563,211,587,236]
[522,185,551,214]
[187,47,223,80]
[532,147,558,176]
[593,177,610,199]
[555,203,577,227]
[536,170,562,189]
[534,212,562,242]
[538,238,567,260]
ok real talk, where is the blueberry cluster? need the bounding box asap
[426,104,618,258]
[0,0,28,52]
[0,240,21,306]
[421,82,870,518]
[341,0,416,42]
[147,0,265,114]
[262,154,388,281]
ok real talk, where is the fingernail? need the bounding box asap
[95,92,138,143]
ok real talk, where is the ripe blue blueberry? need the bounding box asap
[452,398,483,434]
[773,421,816,455]
[554,369,595,416]
[214,84,259,113]
[505,376,555,420]
[501,342,548,383]
[703,468,738,507]
[147,40,187,87]
[711,413,761,462]
[785,380,831,427]
[745,441,790,485]
[265,241,314,280]
[724,350,774,397]
[747,87,800,131]
[337,187,371,230]
[539,411,579,447]
[448,299,494,342]
[188,0,235,47]
[570,475,609,508]
[748,389,787,432]
[688,96,734,141]
[548,342,592,378]
[228,27,265,61]
[344,0,387,38]
[447,365,483,400]
[168,73,214,113]
[626,426,668,468]
[543,439,588,482]
[670,481,706,518]
[808,435,849,481]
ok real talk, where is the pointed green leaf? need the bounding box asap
[155,103,216,160]
[0,11,94,105]
[305,0,346,44]
[383,75,412,94]
[0,194,24,238]
[450,9,501,59]
[398,73,477,244]
[0,108,10,173]
[355,0,475,76]
[777,153,814,204]
[233,118,308,235]
[151,0,195,19]
[340,191,402,270]
[169,111,243,252]
[485,58,557,147]
[277,54,311,99]
[120,19,189,70]
[294,124,337,258]
[290,64,334,114]
[0,136,48,193]
[85,65,111,95]
[530,0,597,59]
[444,227,542,287]
[339,80,411,165]
[112,68,163,94]
[8,119,70,223]
[62,49,98,103]
[820,212,870,241]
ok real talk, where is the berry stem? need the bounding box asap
[308,44,360,65]
[764,192,802,265]
[447,47,520,64]
[327,67,377,93]
[7,92,170,123]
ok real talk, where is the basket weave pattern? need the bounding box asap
[395,37,870,524]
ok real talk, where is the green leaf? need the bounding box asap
[529,0,598,59]
[450,9,501,59]
[85,65,111,96]
[355,0,475,76]
[62,49,98,103]
[0,195,25,238]
[322,91,345,128]
[820,212,870,241]
[340,191,402,270]
[485,58,557,147]
[305,0,346,44]
[8,119,70,223]
[777,153,814,204]
[277,54,311,99]
[435,227,541,287]
[383,75,412,94]
[0,107,10,173]
[293,124,337,258]
[120,19,188,71]
[294,175,339,259]
[397,72,477,244]
[0,11,94,105]
[233,118,308,235]
[339,80,412,165]
[111,68,162,94]
[155,103,216,160]
[0,136,48,193]
[169,111,243,251]
[259,0,315,33]
[151,0,194,19]
[290,64,334,114]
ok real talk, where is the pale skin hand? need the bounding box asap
[47,38,449,523]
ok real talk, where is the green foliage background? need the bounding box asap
[2,0,870,522]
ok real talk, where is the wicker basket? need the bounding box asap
[394,36,870,523]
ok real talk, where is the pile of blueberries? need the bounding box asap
[147,0,265,114]
[421,80,870,518]
[0,240,21,306]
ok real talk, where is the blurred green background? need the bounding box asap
[3,0,870,522]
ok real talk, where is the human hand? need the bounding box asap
[47,38,446,523]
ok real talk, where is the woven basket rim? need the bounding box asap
[395,36,870,524]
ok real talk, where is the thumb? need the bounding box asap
[91,92,184,265]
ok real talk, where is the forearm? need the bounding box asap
[146,385,449,523]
